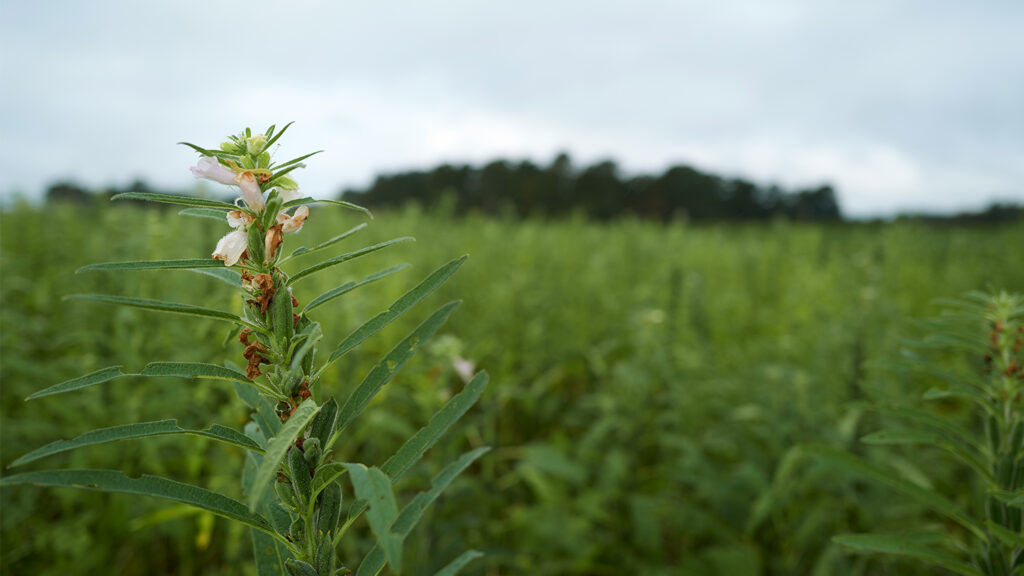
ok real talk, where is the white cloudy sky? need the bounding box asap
[1,0,1022,216]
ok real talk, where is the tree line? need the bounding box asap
[343,154,843,222]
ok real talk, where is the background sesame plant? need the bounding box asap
[0,124,489,576]
[813,292,1024,575]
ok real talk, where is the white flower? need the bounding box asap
[190,157,236,186]
[452,356,476,383]
[212,210,253,266]
[280,188,303,203]
[277,205,309,233]
[234,171,265,212]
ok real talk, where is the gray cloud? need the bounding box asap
[2,0,1022,216]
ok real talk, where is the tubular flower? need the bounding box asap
[278,205,309,233]
[190,156,236,185]
[234,171,265,212]
[212,210,254,266]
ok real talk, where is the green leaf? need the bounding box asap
[876,406,988,455]
[0,470,278,537]
[179,207,230,221]
[287,237,413,286]
[986,520,1024,548]
[329,302,461,446]
[271,151,322,172]
[251,528,291,576]
[324,257,466,366]
[65,294,251,327]
[261,121,293,151]
[112,192,237,210]
[990,489,1024,507]
[288,223,367,259]
[248,400,320,511]
[382,372,488,481]
[10,419,261,467]
[77,259,226,273]
[861,429,992,482]
[344,464,402,572]
[833,533,984,576]
[189,267,243,288]
[280,197,372,219]
[809,446,987,542]
[311,462,346,500]
[433,551,484,576]
[26,366,125,400]
[302,264,409,314]
[354,448,489,576]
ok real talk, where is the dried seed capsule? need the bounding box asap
[316,480,343,534]
[288,446,312,504]
[284,558,318,576]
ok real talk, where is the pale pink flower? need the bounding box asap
[277,205,309,233]
[452,357,476,383]
[212,210,253,266]
[280,188,303,203]
[234,171,265,212]
[190,157,236,186]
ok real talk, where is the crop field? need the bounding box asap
[2,201,1023,575]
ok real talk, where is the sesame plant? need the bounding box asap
[814,292,1024,575]
[1,124,488,576]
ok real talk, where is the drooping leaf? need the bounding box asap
[433,550,484,576]
[10,419,261,467]
[287,237,413,286]
[76,259,226,273]
[833,533,984,576]
[26,366,125,400]
[65,294,252,328]
[179,207,231,221]
[288,223,367,259]
[344,464,402,572]
[324,257,467,366]
[281,197,372,218]
[248,400,320,511]
[354,448,490,576]
[809,446,987,542]
[112,192,238,210]
[329,302,461,446]
[302,264,409,314]
[27,362,270,401]
[382,372,488,481]
[0,470,279,538]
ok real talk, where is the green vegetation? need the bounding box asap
[2,201,1022,575]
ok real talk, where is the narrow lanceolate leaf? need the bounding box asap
[382,372,488,481]
[179,207,230,221]
[288,223,367,259]
[433,551,485,576]
[26,366,125,400]
[303,264,409,314]
[833,533,984,576]
[28,362,261,400]
[990,490,1024,507]
[809,446,987,542]
[287,237,413,286]
[861,429,992,482]
[251,528,291,576]
[248,400,319,511]
[354,448,490,576]
[330,302,461,446]
[65,294,248,326]
[77,259,226,273]
[281,197,372,218]
[10,419,261,467]
[189,267,243,288]
[325,257,467,366]
[344,464,402,572]
[311,463,346,500]
[0,470,275,535]
[987,520,1024,548]
[112,192,237,210]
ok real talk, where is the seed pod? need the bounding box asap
[288,446,312,504]
[275,478,300,512]
[309,399,339,445]
[246,224,265,266]
[262,192,284,231]
[284,558,318,576]
[304,437,322,467]
[272,281,295,342]
[315,531,336,576]
[316,480,343,534]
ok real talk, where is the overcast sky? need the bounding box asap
[2,1,1022,217]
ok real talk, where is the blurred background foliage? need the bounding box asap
[2,199,1023,575]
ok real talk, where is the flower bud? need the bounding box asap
[247,134,267,155]
[274,175,299,191]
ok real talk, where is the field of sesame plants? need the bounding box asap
[2,197,1023,576]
